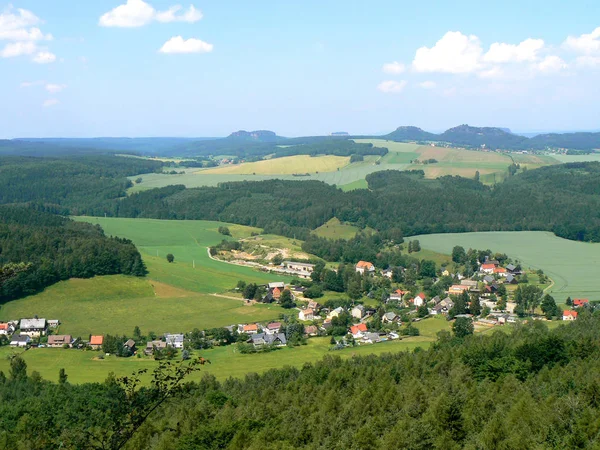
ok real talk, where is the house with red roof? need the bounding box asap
[242,324,259,334]
[355,261,375,275]
[493,267,507,277]
[89,335,104,349]
[299,309,315,321]
[563,310,578,321]
[573,299,589,308]
[350,323,368,338]
[480,263,497,274]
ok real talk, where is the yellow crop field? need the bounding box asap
[199,155,350,175]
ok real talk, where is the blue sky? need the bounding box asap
[1,0,600,137]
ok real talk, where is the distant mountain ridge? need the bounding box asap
[226,130,281,142]
[384,124,600,151]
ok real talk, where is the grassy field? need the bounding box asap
[0,277,285,337]
[0,218,295,336]
[340,178,368,191]
[405,245,454,267]
[551,153,600,163]
[415,231,600,302]
[74,217,291,293]
[312,218,360,240]
[200,155,350,175]
[0,317,456,384]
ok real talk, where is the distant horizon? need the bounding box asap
[2,1,600,138]
[7,126,600,140]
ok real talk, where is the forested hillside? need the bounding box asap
[384,124,600,150]
[113,162,600,247]
[0,206,146,301]
[2,316,600,448]
[0,155,162,215]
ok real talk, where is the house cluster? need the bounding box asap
[562,298,589,321]
[6,318,61,347]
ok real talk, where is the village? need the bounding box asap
[1,256,587,357]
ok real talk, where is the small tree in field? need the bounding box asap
[166,254,174,263]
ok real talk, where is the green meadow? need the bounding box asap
[0,276,286,337]
[0,316,455,384]
[75,217,291,293]
[312,218,361,240]
[415,231,600,302]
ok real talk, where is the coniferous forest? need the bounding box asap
[0,316,599,449]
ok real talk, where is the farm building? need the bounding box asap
[89,335,104,349]
[145,340,167,355]
[283,261,315,274]
[20,318,47,337]
[48,335,72,348]
[10,335,30,347]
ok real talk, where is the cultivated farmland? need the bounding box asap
[415,231,600,302]
[200,155,350,175]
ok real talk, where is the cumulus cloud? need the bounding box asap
[45,83,67,93]
[575,55,600,67]
[377,80,407,94]
[43,98,59,107]
[0,6,56,62]
[0,5,52,40]
[563,27,600,55]
[32,51,56,64]
[159,36,213,54]
[418,81,436,89]
[99,0,202,27]
[0,41,36,57]
[413,31,483,74]
[533,55,568,73]
[382,61,405,74]
[483,38,544,63]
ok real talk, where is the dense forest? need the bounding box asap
[1,315,600,448]
[0,155,162,215]
[0,206,146,301]
[112,162,600,250]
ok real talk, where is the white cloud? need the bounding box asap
[43,98,59,107]
[32,51,56,64]
[483,38,544,63]
[99,0,203,27]
[533,55,567,73]
[45,83,67,93]
[478,67,504,79]
[0,6,55,62]
[563,27,600,55]
[159,36,213,54]
[413,31,483,74]
[575,55,600,67]
[0,41,36,57]
[155,5,202,23]
[382,61,405,74]
[377,80,407,94]
[418,81,436,89]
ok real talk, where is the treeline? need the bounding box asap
[0,206,146,301]
[0,155,162,215]
[3,314,600,448]
[111,162,600,252]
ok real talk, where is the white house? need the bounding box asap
[355,261,375,275]
[10,335,30,347]
[563,310,578,321]
[299,309,315,321]
[414,293,427,307]
[20,318,47,337]
[480,263,496,274]
[350,323,368,338]
[351,305,365,319]
[0,323,13,335]
[265,322,282,335]
[164,333,185,349]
